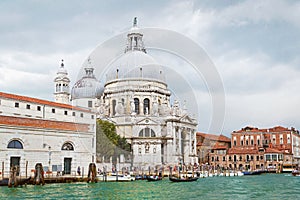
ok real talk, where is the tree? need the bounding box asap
[96,119,131,163]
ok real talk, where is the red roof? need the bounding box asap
[0,91,90,112]
[233,126,292,133]
[227,148,258,155]
[212,145,228,150]
[197,132,231,142]
[264,148,284,154]
[0,115,90,132]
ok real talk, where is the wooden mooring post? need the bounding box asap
[2,162,4,179]
[25,161,28,178]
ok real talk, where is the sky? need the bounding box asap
[0,0,299,136]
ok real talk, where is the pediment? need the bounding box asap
[179,114,194,124]
[136,117,159,125]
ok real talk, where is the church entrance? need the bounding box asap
[64,158,72,175]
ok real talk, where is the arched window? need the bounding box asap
[62,142,74,151]
[143,98,150,115]
[139,131,143,137]
[138,128,156,137]
[134,98,139,114]
[7,140,23,149]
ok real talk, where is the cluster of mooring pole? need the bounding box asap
[8,166,18,187]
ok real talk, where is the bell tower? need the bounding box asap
[54,59,70,104]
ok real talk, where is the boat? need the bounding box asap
[97,173,135,182]
[135,174,147,180]
[0,178,8,186]
[147,175,162,181]
[169,176,198,182]
[243,170,263,175]
[0,177,31,187]
[291,169,300,176]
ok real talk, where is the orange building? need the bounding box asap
[209,126,300,172]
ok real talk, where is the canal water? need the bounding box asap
[1,174,299,199]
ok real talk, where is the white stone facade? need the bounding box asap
[93,19,198,168]
[0,91,96,177]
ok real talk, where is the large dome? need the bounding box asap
[106,50,166,83]
[71,67,104,100]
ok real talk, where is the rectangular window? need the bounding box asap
[88,101,93,108]
[72,112,76,116]
[26,104,30,109]
[91,115,94,119]
[52,108,55,113]
[15,102,19,108]
[233,140,236,146]
[265,154,271,161]
[64,111,68,115]
[80,113,83,118]
[37,106,41,111]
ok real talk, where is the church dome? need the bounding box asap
[71,60,104,100]
[105,18,166,83]
[106,51,165,82]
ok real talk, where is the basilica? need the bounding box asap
[70,18,198,168]
[0,19,198,177]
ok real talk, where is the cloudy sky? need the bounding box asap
[1,0,299,135]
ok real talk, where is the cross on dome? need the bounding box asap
[133,17,137,27]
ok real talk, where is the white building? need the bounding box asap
[0,62,96,177]
[73,18,198,168]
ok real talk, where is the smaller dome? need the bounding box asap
[71,67,104,100]
[71,78,103,100]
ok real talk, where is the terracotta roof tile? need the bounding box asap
[197,132,231,142]
[212,145,228,150]
[227,148,258,154]
[264,148,284,154]
[0,91,91,112]
[233,126,293,133]
[0,115,90,132]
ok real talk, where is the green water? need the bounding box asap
[1,174,299,199]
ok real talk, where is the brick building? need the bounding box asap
[210,126,300,172]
